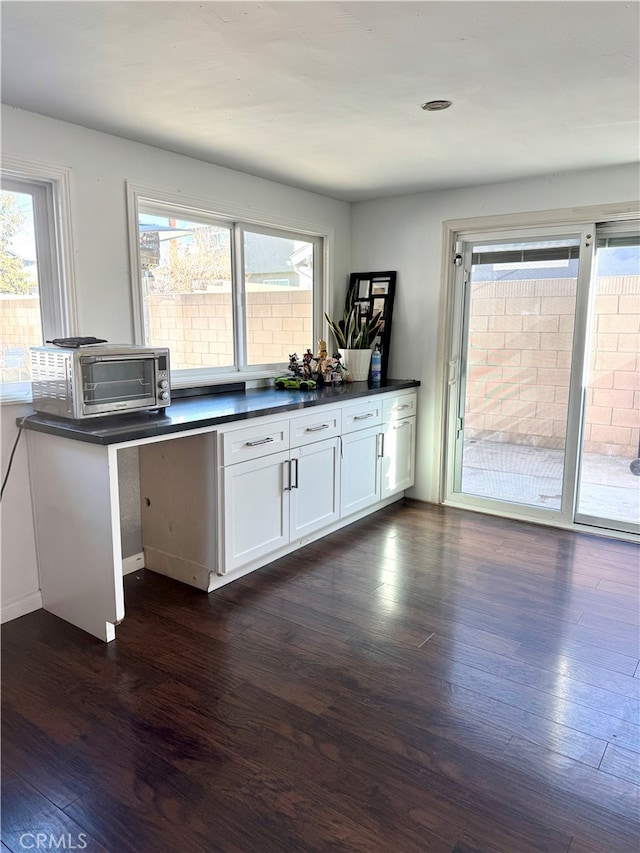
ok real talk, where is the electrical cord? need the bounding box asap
[0,418,26,502]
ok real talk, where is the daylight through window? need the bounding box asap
[135,198,322,377]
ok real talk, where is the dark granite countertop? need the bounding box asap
[20,379,420,445]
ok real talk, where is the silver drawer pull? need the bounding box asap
[246,436,275,447]
[306,424,329,432]
[354,413,374,421]
[393,421,411,429]
[393,403,411,411]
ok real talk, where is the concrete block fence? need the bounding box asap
[465,276,640,459]
[146,290,313,368]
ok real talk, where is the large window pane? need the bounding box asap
[0,189,43,385]
[135,195,322,378]
[459,237,579,510]
[139,212,234,369]
[243,230,314,366]
[576,234,640,528]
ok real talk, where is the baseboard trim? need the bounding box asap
[123,552,145,575]
[1,590,43,624]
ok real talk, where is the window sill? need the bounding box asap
[0,383,33,405]
[171,368,282,391]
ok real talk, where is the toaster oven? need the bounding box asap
[30,344,170,419]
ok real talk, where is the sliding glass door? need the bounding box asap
[576,224,640,533]
[446,221,639,536]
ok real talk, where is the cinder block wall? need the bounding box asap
[465,276,640,459]
[0,295,42,381]
[146,290,313,368]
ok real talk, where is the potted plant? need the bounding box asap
[325,288,383,381]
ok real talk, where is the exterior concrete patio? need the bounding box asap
[461,440,640,527]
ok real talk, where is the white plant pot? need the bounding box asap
[342,348,372,382]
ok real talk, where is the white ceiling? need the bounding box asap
[2,1,638,202]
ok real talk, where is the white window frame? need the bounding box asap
[1,157,77,403]
[127,183,330,387]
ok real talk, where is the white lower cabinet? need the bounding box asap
[222,448,291,573]
[290,438,341,540]
[340,424,382,518]
[381,416,416,498]
[221,436,341,573]
[340,392,417,516]
[142,389,417,586]
[381,391,417,499]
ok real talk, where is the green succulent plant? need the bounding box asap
[324,287,383,350]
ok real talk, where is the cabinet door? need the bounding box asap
[290,438,341,540]
[340,424,381,518]
[381,416,416,499]
[222,449,290,572]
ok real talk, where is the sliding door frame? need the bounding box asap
[436,201,639,541]
[574,219,640,536]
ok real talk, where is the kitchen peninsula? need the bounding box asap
[22,380,419,642]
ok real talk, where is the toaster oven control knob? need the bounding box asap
[159,379,169,390]
[159,391,170,401]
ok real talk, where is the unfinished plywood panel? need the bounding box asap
[139,432,217,591]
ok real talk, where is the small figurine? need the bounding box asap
[302,348,315,378]
[331,351,346,384]
[287,353,302,376]
[274,349,319,390]
[315,339,329,376]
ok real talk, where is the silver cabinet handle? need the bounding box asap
[393,421,411,429]
[392,403,411,411]
[377,432,385,458]
[306,424,329,432]
[292,457,299,489]
[354,412,374,421]
[284,459,292,491]
[246,436,275,447]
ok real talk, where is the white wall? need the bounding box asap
[350,163,640,502]
[1,106,352,623]
[1,403,42,621]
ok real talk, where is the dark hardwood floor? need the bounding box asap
[2,502,639,852]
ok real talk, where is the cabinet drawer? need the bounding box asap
[341,398,383,434]
[220,418,289,465]
[383,392,417,423]
[290,408,341,448]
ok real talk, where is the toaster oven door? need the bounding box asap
[80,356,157,415]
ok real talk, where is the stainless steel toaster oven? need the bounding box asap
[30,344,170,419]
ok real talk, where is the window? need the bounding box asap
[131,192,324,382]
[0,165,75,401]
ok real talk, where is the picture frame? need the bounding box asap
[347,270,396,381]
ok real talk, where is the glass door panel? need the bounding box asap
[576,230,640,532]
[457,237,581,512]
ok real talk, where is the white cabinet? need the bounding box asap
[341,424,382,518]
[381,416,416,498]
[142,389,416,588]
[340,397,384,518]
[381,392,417,499]
[26,383,419,643]
[219,407,342,574]
[222,448,290,572]
[340,392,416,516]
[290,438,341,540]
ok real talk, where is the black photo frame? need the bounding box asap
[347,270,396,382]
